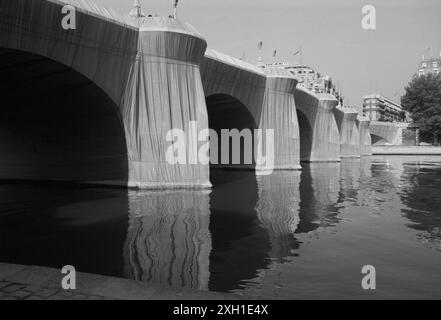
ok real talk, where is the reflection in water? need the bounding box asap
[0,185,129,276]
[399,157,441,251]
[297,162,341,233]
[339,159,361,204]
[208,170,270,292]
[1,156,441,298]
[123,190,212,290]
[255,172,301,262]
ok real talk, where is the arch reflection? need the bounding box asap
[123,190,212,291]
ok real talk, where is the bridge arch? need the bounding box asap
[369,121,409,146]
[201,51,301,173]
[370,134,387,145]
[1,0,211,189]
[0,48,129,184]
[0,0,138,106]
[296,109,313,161]
[206,93,258,170]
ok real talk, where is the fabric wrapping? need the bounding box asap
[0,0,211,188]
[357,117,373,155]
[260,67,301,170]
[294,87,341,162]
[369,121,408,146]
[201,50,301,171]
[120,26,210,189]
[201,49,267,123]
[333,106,361,158]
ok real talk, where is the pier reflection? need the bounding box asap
[123,189,212,291]
[121,160,373,292]
[296,162,341,233]
[399,157,441,250]
[255,172,301,262]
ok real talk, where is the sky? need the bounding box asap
[92,0,441,110]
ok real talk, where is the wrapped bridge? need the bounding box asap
[0,0,372,189]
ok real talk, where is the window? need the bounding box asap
[419,70,425,76]
[422,62,427,68]
[434,69,439,75]
[433,61,438,68]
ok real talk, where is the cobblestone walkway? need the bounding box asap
[0,280,113,300]
[0,263,240,300]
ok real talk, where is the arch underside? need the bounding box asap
[0,48,128,184]
[296,109,313,162]
[206,94,257,170]
[371,134,389,145]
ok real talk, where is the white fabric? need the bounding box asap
[0,0,372,188]
[201,51,301,170]
[369,121,409,146]
[294,87,341,162]
[333,106,361,158]
[357,117,373,155]
[0,0,210,188]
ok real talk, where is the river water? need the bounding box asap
[0,156,440,299]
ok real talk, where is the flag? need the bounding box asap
[272,49,277,58]
[293,48,301,57]
[258,40,263,51]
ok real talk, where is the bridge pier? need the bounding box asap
[259,67,301,172]
[294,87,341,162]
[357,117,373,156]
[120,20,210,189]
[333,106,361,158]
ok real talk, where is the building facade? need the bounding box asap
[266,62,344,104]
[418,56,441,76]
[363,94,406,122]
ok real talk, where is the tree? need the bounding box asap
[401,74,441,145]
